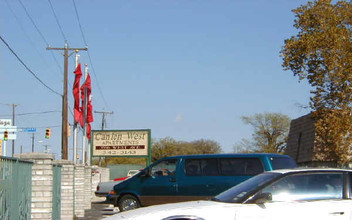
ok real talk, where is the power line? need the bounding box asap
[72,0,88,46]
[17,0,49,46]
[5,0,47,65]
[17,0,63,74]
[18,110,61,116]
[47,0,67,42]
[0,110,61,117]
[0,35,62,96]
[72,0,109,109]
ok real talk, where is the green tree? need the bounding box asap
[92,137,223,166]
[281,0,352,164]
[152,137,222,161]
[235,113,291,153]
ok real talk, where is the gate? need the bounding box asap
[0,156,33,220]
[52,164,62,220]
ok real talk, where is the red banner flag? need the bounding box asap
[86,74,94,124]
[80,73,94,138]
[73,63,82,124]
[87,123,91,140]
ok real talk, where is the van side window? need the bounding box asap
[220,158,263,176]
[151,159,178,177]
[185,159,219,176]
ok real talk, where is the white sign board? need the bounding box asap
[0,119,12,127]
[0,126,17,132]
[92,129,150,157]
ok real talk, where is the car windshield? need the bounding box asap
[213,172,281,203]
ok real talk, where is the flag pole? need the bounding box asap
[73,54,80,164]
[82,64,88,165]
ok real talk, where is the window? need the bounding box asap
[261,173,343,202]
[220,158,263,176]
[270,157,298,170]
[151,159,178,177]
[185,159,219,176]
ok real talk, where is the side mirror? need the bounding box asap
[247,192,272,204]
[140,168,151,177]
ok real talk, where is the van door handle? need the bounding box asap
[169,178,177,182]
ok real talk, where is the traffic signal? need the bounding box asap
[45,128,51,139]
[4,131,8,141]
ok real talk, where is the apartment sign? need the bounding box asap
[92,129,151,157]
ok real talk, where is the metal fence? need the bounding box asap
[0,156,33,220]
[52,164,62,220]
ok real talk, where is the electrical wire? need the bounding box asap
[18,0,49,45]
[0,35,62,96]
[47,0,67,42]
[17,111,61,116]
[17,0,64,76]
[72,0,109,109]
[5,0,63,78]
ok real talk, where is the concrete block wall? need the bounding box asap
[74,164,86,218]
[84,166,92,209]
[15,153,94,220]
[16,153,54,220]
[55,160,74,220]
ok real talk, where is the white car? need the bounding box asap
[95,170,141,197]
[105,168,352,220]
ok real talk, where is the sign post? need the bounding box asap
[0,119,16,157]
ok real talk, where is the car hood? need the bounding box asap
[105,200,244,220]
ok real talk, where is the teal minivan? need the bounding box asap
[109,153,297,211]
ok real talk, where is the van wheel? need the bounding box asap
[118,195,140,212]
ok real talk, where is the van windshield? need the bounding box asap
[151,159,178,177]
[270,157,298,170]
[212,172,281,203]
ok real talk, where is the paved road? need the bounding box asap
[78,198,119,220]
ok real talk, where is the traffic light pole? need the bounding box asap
[47,43,87,160]
[8,104,18,157]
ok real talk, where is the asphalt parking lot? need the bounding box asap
[77,198,119,220]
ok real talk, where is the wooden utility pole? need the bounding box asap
[94,110,113,165]
[47,43,87,160]
[94,110,114,130]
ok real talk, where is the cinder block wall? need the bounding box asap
[74,164,86,217]
[16,153,94,220]
[84,166,92,209]
[55,160,74,220]
[16,153,54,220]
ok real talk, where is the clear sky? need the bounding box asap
[0,0,312,159]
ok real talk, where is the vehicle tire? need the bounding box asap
[118,194,140,212]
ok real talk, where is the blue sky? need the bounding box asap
[0,0,312,159]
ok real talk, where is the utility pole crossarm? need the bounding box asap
[94,110,114,130]
[46,46,88,51]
